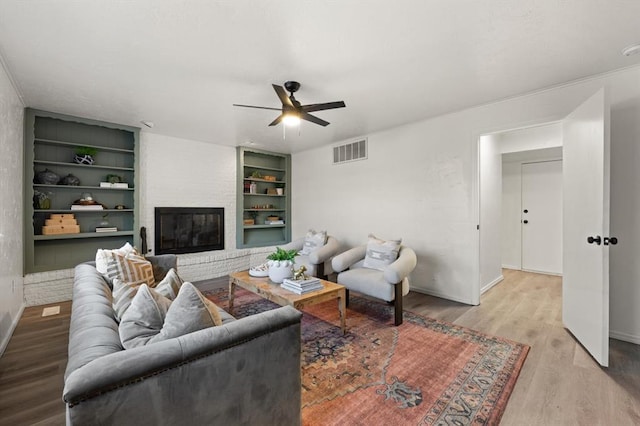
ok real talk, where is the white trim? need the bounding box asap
[410,287,477,306]
[501,265,520,271]
[481,275,504,294]
[0,303,25,357]
[521,268,562,277]
[610,330,640,345]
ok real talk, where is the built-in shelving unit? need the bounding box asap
[236,147,291,248]
[24,109,140,273]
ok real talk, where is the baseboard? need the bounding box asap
[481,275,504,294]
[521,268,562,276]
[0,302,25,358]
[410,287,476,306]
[610,330,640,345]
[501,265,520,271]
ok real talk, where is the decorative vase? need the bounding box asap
[267,260,293,283]
[60,173,80,186]
[74,154,94,165]
[34,168,60,185]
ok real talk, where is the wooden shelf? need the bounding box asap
[33,184,134,191]
[244,225,286,229]
[34,160,134,172]
[244,163,285,172]
[34,231,135,241]
[34,138,135,153]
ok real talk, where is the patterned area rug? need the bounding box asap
[205,288,529,426]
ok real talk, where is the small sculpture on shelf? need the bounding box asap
[33,190,52,209]
[59,173,80,186]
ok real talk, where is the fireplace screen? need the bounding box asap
[155,207,224,255]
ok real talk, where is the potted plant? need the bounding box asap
[74,146,98,165]
[266,247,298,283]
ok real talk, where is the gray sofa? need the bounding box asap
[63,255,303,426]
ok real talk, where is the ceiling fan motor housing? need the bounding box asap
[284,81,300,93]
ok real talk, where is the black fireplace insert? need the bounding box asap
[154,207,224,255]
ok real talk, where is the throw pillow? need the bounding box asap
[112,268,184,322]
[119,284,172,349]
[105,251,155,288]
[96,242,136,274]
[300,229,327,255]
[362,234,402,271]
[147,282,222,345]
[154,268,184,300]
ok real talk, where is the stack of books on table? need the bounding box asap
[281,277,323,294]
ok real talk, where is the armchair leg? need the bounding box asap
[394,282,403,326]
[317,262,327,281]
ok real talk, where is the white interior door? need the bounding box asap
[562,88,610,367]
[521,160,563,274]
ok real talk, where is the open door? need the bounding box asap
[562,88,610,367]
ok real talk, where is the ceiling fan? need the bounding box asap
[233,81,346,127]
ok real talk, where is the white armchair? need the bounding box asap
[331,244,417,325]
[281,235,341,280]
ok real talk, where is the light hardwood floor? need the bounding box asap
[0,270,638,425]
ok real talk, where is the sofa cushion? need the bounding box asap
[95,242,136,275]
[119,282,222,349]
[119,285,172,349]
[300,229,327,255]
[363,234,401,271]
[112,268,184,322]
[106,251,155,287]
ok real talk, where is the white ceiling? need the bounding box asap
[1,1,639,153]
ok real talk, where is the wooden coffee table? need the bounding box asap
[228,270,347,334]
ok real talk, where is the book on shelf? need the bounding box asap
[71,204,104,211]
[264,220,285,225]
[99,182,129,189]
[95,227,118,233]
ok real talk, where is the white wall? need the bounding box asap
[0,61,24,355]
[293,65,640,343]
[479,134,503,292]
[499,122,563,153]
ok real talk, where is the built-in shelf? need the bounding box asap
[25,108,140,273]
[237,147,291,248]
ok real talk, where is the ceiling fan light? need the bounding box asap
[283,113,301,127]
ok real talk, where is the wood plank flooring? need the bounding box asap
[0,270,638,425]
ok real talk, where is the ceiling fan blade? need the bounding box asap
[273,84,294,108]
[268,114,285,126]
[301,101,346,113]
[233,104,282,111]
[300,112,330,127]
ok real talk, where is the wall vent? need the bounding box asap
[332,138,367,165]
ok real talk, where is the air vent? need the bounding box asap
[332,138,367,165]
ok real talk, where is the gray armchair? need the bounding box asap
[281,235,340,280]
[331,244,417,325]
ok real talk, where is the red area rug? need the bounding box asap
[205,288,529,425]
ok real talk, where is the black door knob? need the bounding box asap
[587,236,602,245]
[523,209,528,213]
[604,237,618,246]
[523,220,528,224]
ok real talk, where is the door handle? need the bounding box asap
[604,237,618,246]
[587,236,602,245]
